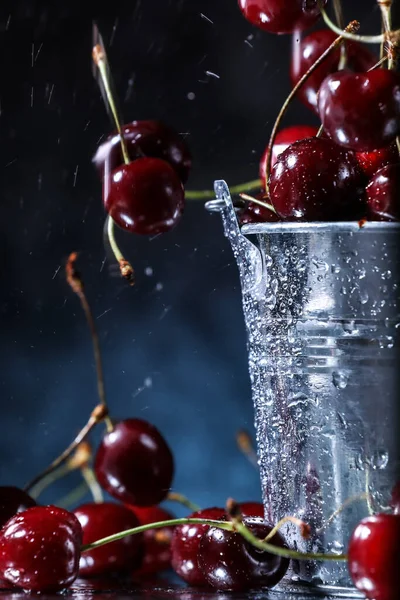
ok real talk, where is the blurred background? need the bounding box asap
[0,0,381,510]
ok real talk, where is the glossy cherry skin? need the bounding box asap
[269,137,366,221]
[74,502,143,577]
[94,419,174,507]
[130,506,175,576]
[259,125,319,182]
[198,518,289,592]
[238,0,326,35]
[391,481,400,514]
[291,29,375,113]
[348,514,400,600]
[171,507,225,586]
[104,158,185,235]
[0,505,82,593]
[240,201,281,225]
[93,120,192,184]
[318,69,400,152]
[366,163,400,221]
[356,143,399,179]
[0,486,36,528]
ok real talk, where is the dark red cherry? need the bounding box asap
[74,502,143,577]
[93,120,192,184]
[348,514,400,600]
[104,158,185,235]
[366,163,400,221]
[198,518,289,592]
[239,502,265,518]
[260,125,319,181]
[0,505,82,592]
[171,507,225,586]
[130,506,175,576]
[318,69,400,152]
[238,0,326,34]
[269,137,366,221]
[291,29,375,113]
[94,418,174,507]
[240,200,281,225]
[356,143,399,179]
[391,481,400,514]
[0,486,36,528]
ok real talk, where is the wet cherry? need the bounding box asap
[198,518,289,591]
[366,163,400,221]
[0,505,82,593]
[93,120,192,184]
[269,137,366,221]
[318,69,400,152]
[74,502,143,577]
[259,125,319,182]
[130,505,175,576]
[94,418,174,507]
[240,200,280,225]
[238,0,326,35]
[356,143,399,179]
[348,514,400,600]
[0,486,36,529]
[239,502,265,518]
[291,29,375,113]
[104,158,185,235]
[171,507,225,586]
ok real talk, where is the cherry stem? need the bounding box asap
[23,405,107,493]
[81,517,347,562]
[29,462,72,500]
[92,42,129,166]
[239,193,277,215]
[318,2,386,44]
[262,20,360,192]
[333,0,347,68]
[167,492,200,512]
[81,465,104,504]
[66,252,113,432]
[368,55,389,70]
[106,216,135,285]
[236,429,258,468]
[263,516,310,543]
[377,0,394,69]
[56,481,89,509]
[316,493,369,534]
[185,178,261,201]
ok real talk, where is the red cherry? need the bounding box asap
[104,158,185,235]
[94,419,174,507]
[318,69,400,152]
[198,518,289,591]
[93,120,192,184]
[291,29,375,113]
[74,502,143,577]
[171,507,225,586]
[238,0,326,35]
[269,137,366,221]
[130,506,175,576]
[0,505,82,592]
[356,143,399,179]
[240,201,281,225]
[348,514,400,600]
[239,502,265,518]
[366,163,400,221]
[0,486,36,529]
[259,125,319,183]
[391,481,400,514]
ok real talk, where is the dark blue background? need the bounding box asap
[0,0,380,511]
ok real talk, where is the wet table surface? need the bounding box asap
[0,574,361,600]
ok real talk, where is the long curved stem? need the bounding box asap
[167,492,200,512]
[319,3,385,44]
[378,0,394,69]
[262,20,360,191]
[106,216,134,284]
[81,517,347,562]
[185,178,261,200]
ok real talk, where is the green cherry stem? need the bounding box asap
[81,517,348,562]
[239,193,277,214]
[185,178,261,201]
[81,464,104,504]
[167,492,200,512]
[262,20,360,192]
[106,215,134,285]
[318,2,386,44]
[56,481,89,509]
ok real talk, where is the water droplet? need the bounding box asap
[359,289,369,305]
[332,371,349,390]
